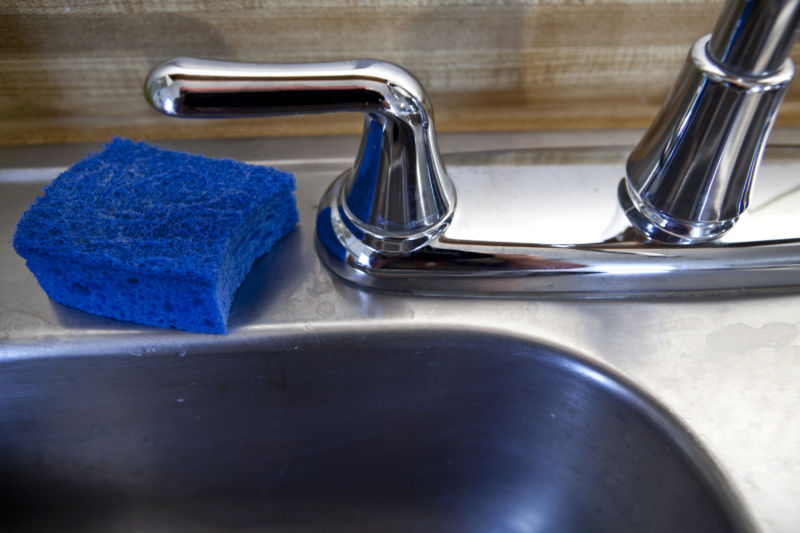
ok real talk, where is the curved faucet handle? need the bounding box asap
[144,58,454,254]
[146,58,431,120]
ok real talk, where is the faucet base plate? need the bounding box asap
[617,180,737,245]
[317,144,800,297]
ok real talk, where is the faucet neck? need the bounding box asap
[709,0,800,77]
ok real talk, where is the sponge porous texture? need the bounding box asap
[14,138,298,333]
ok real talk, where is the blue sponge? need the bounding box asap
[13,138,298,333]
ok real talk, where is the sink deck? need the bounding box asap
[2,132,799,532]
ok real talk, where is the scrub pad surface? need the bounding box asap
[13,138,298,333]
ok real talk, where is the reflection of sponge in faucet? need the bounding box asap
[13,138,298,333]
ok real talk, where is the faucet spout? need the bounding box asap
[709,0,800,77]
[621,0,800,243]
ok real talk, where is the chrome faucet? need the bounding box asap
[145,0,800,296]
[621,0,800,244]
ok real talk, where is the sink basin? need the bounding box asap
[0,331,747,532]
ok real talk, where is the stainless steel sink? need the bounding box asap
[0,330,746,533]
[3,131,800,532]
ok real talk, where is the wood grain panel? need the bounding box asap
[4,0,799,144]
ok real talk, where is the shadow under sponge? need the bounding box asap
[13,138,299,333]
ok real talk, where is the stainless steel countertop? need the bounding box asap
[1,130,799,532]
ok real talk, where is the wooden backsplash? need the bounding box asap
[4,0,800,144]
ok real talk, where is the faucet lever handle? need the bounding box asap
[146,58,426,119]
[145,57,454,254]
